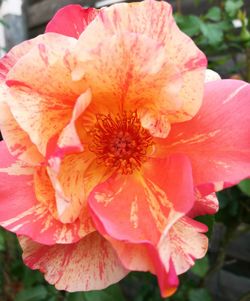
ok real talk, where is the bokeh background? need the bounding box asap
[0,1,249,300]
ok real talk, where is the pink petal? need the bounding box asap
[160,79,250,187]
[19,232,128,291]
[0,142,93,244]
[108,238,155,273]
[88,154,194,245]
[108,238,178,297]
[46,5,98,38]
[158,216,208,275]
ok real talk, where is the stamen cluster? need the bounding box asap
[89,111,153,174]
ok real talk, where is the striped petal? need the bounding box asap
[0,101,43,165]
[0,36,50,164]
[0,142,94,244]
[88,154,194,245]
[20,232,128,291]
[73,32,182,139]
[74,0,206,123]
[5,33,87,156]
[47,150,109,224]
[188,187,218,218]
[158,216,208,275]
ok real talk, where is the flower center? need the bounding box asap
[89,111,153,174]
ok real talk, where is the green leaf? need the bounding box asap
[191,256,209,277]
[0,228,5,252]
[195,215,215,238]
[188,288,212,301]
[225,0,244,18]
[67,292,87,301]
[238,179,250,196]
[15,286,48,301]
[205,7,221,21]
[200,23,224,45]
[175,15,202,36]
[84,284,126,301]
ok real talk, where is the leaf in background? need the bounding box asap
[225,0,244,18]
[205,7,221,22]
[15,285,48,301]
[67,292,87,301]
[0,228,5,252]
[84,284,126,301]
[195,215,215,238]
[188,288,212,301]
[200,23,224,45]
[238,179,250,196]
[175,15,202,36]
[191,256,209,278]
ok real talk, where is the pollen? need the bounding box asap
[89,111,153,175]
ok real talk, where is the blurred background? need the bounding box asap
[0,0,249,300]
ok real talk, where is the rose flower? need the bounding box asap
[0,0,249,297]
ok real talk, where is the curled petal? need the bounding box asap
[0,142,93,244]
[0,35,52,164]
[0,36,45,82]
[188,187,218,218]
[19,232,128,291]
[6,33,87,155]
[0,101,43,164]
[46,5,98,38]
[46,88,92,160]
[158,216,208,275]
[140,111,171,139]
[108,238,178,298]
[47,150,109,224]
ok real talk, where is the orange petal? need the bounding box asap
[0,101,43,164]
[5,33,88,155]
[47,88,92,160]
[47,150,110,224]
[73,32,182,120]
[0,36,53,164]
[75,0,206,123]
[20,232,128,291]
